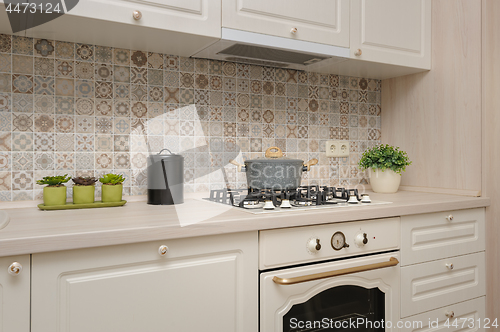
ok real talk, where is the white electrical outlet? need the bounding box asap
[325,141,350,157]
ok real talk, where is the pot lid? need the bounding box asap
[245,147,303,163]
[149,148,184,161]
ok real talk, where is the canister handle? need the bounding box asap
[158,148,172,155]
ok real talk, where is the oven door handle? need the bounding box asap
[272,257,399,285]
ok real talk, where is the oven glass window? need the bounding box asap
[283,285,385,331]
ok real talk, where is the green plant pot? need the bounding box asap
[73,185,95,204]
[101,184,123,203]
[43,186,67,206]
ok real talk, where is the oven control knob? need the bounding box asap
[354,233,368,247]
[307,238,322,253]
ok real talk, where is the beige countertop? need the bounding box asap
[0,190,490,257]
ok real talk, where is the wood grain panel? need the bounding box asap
[381,0,482,191]
[482,0,500,321]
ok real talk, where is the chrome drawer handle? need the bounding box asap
[273,257,399,285]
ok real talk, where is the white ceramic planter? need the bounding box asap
[369,168,402,193]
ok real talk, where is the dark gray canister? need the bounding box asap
[147,149,184,205]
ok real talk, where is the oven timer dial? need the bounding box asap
[306,237,322,254]
[331,231,349,251]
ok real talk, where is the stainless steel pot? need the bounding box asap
[230,147,318,190]
[147,149,184,205]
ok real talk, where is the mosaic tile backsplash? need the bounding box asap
[0,34,381,202]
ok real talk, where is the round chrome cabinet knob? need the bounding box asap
[8,262,22,276]
[133,10,142,20]
[290,27,298,34]
[158,245,169,256]
[354,233,369,247]
[446,263,454,270]
[445,311,455,318]
[354,49,362,56]
[307,238,321,253]
[446,214,454,221]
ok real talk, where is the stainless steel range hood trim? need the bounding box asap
[221,28,350,58]
[192,28,350,69]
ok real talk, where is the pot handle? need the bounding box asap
[265,146,283,159]
[303,158,318,171]
[229,159,246,172]
[158,148,172,155]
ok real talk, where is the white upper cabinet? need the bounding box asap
[222,0,350,47]
[350,0,431,69]
[0,255,30,332]
[70,0,221,38]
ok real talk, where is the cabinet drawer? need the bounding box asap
[400,297,485,331]
[400,252,485,318]
[401,208,485,266]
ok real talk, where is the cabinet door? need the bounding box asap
[350,0,431,69]
[69,0,221,38]
[0,255,30,332]
[32,232,258,332]
[400,297,485,331]
[222,0,350,47]
[400,252,485,318]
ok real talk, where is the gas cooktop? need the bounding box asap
[203,186,392,214]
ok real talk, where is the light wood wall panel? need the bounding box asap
[381,0,482,192]
[482,0,500,320]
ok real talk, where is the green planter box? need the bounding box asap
[43,186,67,206]
[101,184,123,203]
[73,185,95,204]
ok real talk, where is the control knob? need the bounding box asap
[354,232,368,247]
[307,238,322,253]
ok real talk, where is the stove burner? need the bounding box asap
[204,186,364,209]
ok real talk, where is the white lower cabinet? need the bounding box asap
[0,255,30,332]
[401,252,485,318]
[31,232,258,332]
[400,297,486,332]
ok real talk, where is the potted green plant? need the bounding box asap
[99,173,125,203]
[358,144,412,193]
[72,177,97,204]
[36,174,71,206]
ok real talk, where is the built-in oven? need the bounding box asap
[259,217,400,331]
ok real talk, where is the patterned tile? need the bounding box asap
[95,117,113,134]
[12,74,33,94]
[12,36,33,55]
[74,61,94,79]
[0,74,11,92]
[34,76,55,95]
[34,58,54,76]
[55,96,74,114]
[114,66,130,83]
[12,94,33,113]
[55,41,75,59]
[0,152,9,170]
[95,45,112,63]
[75,153,94,169]
[12,113,33,132]
[34,152,54,170]
[0,93,10,111]
[55,78,74,96]
[96,152,113,169]
[113,49,130,65]
[55,133,74,151]
[12,152,33,170]
[55,152,74,170]
[75,98,94,115]
[75,80,94,98]
[34,39,54,57]
[56,60,73,77]
[95,134,112,152]
[55,115,74,133]
[0,53,11,73]
[75,44,94,61]
[0,34,11,53]
[95,64,112,81]
[131,51,147,67]
[34,114,54,132]
[11,132,32,151]
[147,52,163,69]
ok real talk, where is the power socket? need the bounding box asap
[325,140,350,157]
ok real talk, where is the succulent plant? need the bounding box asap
[99,173,125,185]
[36,174,71,187]
[72,177,98,186]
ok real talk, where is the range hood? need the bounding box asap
[192,28,350,70]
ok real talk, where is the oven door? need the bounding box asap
[260,252,400,332]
